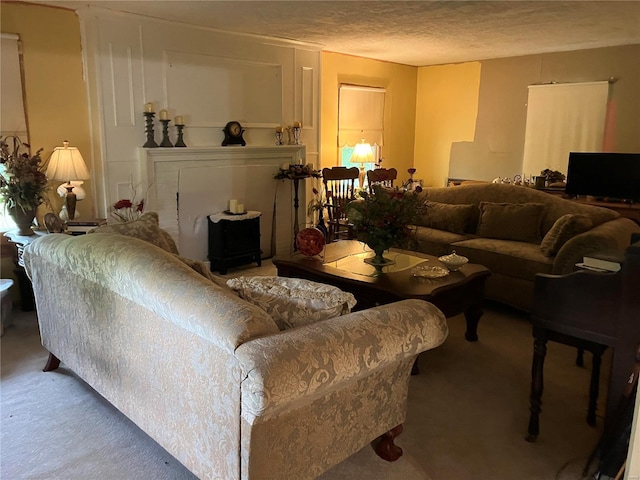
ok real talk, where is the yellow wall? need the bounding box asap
[1,2,93,222]
[321,52,417,179]
[414,62,481,187]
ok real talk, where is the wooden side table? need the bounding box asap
[207,211,262,274]
[3,230,48,311]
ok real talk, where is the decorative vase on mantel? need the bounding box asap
[8,206,36,236]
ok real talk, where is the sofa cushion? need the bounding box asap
[88,212,179,254]
[226,276,357,330]
[418,202,476,234]
[412,226,473,258]
[452,237,554,282]
[476,202,544,244]
[540,213,593,257]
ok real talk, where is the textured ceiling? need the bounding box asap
[28,1,640,66]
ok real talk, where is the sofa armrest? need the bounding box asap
[553,218,640,274]
[235,299,448,418]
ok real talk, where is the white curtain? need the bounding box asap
[522,81,609,177]
[338,84,385,147]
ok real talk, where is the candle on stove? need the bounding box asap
[159,109,169,120]
[229,199,238,213]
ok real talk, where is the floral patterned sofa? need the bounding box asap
[23,217,448,480]
[409,183,640,311]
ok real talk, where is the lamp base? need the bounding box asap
[359,165,366,189]
[64,185,77,222]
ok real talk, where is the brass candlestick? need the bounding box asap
[160,119,173,147]
[175,124,187,147]
[143,112,158,148]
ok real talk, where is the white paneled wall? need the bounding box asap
[76,8,320,258]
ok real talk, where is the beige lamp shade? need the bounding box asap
[351,139,375,164]
[351,139,375,188]
[46,141,90,181]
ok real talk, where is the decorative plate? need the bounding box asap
[412,265,449,278]
[296,227,325,256]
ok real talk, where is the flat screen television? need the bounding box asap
[565,152,640,202]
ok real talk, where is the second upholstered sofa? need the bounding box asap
[23,214,448,480]
[408,183,640,311]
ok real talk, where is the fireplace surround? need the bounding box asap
[138,145,309,262]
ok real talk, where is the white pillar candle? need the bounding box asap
[175,115,184,125]
[229,199,237,213]
[159,109,169,120]
[144,102,154,113]
[237,204,244,214]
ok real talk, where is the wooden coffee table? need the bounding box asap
[273,240,491,342]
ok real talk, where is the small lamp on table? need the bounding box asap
[46,141,90,222]
[351,139,375,189]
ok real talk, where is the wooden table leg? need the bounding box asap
[526,334,547,442]
[464,304,483,342]
[587,348,604,426]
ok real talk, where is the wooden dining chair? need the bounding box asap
[366,168,398,192]
[322,166,360,242]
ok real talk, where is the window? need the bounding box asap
[338,84,385,171]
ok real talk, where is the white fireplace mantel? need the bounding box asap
[138,145,308,261]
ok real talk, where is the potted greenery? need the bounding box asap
[346,184,427,268]
[0,136,49,235]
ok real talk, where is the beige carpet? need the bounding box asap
[1,264,608,479]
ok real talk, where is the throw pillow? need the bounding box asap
[88,212,179,254]
[476,202,544,244]
[419,202,475,234]
[540,214,593,257]
[226,276,357,330]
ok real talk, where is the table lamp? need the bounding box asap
[46,141,90,221]
[351,138,375,188]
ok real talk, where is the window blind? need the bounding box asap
[338,85,385,147]
[522,81,609,177]
[1,33,28,139]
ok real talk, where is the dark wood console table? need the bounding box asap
[526,238,640,446]
[3,230,47,311]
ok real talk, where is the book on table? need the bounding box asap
[66,218,107,235]
[579,250,624,272]
[66,218,107,227]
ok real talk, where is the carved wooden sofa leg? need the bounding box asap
[372,424,403,461]
[43,352,60,372]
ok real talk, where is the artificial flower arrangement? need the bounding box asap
[274,163,321,180]
[0,136,48,213]
[111,182,148,222]
[111,198,145,222]
[540,168,566,185]
[346,184,427,254]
